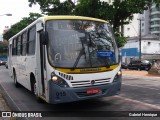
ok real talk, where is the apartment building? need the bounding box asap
[150,3,160,36]
[139,3,160,36]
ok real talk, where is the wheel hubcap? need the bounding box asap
[34,83,37,95]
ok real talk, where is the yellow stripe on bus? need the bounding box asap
[44,16,108,23]
[55,64,119,74]
[39,96,46,101]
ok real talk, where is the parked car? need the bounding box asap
[0,58,7,66]
[121,62,128,69]
[127,60,151,71]
[5,62,8,69]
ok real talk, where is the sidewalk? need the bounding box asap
[122,69,160,78]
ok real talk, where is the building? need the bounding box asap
[139,3,160,36]
[139,9,150,36]
[121,34,160,64]
[123,14,139,37]
[150,3,160,36]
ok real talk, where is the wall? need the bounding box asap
[142,40,160,54]
[121,35,160,64]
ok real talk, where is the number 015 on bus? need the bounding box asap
[8,16,122,104]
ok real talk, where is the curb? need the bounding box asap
[0,83,26,120]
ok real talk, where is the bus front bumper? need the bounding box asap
[48,80,121,104]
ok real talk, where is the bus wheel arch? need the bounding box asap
[13,68,20,88]
[30,73,44,103]
[30,73,36,94]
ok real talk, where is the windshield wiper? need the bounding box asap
[71,38,86,70]
[71,49,84,70]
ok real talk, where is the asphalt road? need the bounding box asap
[0,66,160,120]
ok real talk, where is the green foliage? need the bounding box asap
[0,40,8,56]
[29,0,75,15]
[75,0,156,30]
[3,13,42,40]
[115,34,127,48]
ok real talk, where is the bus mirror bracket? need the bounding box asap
[40,31,48,45]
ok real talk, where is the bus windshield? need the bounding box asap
[46,20,119,68]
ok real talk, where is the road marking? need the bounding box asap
[123,74,160,79]
[114,96,160,110]
[122,83,160,91]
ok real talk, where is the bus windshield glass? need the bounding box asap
[46,20,119,68]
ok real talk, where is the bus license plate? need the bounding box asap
[86,88,100,94]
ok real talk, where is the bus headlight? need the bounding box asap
[51,72,69,87]
[52,76,58,81]
[113,70,122,82]
[117,71,122,76]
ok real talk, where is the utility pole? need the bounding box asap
[137,18,142,60]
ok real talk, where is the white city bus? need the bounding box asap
[8,16,122,104]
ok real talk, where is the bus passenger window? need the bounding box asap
[12,40,14,55]
[12,39,17,55]
[22,32,27,56]
[17,36,22,56]
[28,26,36,55]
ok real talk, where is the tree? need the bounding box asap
[75,0,156,31]
[0,40,8,56]
[3,13,42,40]
[29,0,75,15]
[28,0,159,30]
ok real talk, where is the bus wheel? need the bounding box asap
[13,70,20,88]
[33,82,44,103]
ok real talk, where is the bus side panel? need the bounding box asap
[25,55,36,90]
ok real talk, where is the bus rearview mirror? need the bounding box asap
[40,31,48,45]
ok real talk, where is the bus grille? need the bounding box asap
[70,78,110,88]
[58,72,73,80]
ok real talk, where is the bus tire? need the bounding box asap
[31,75,44,103]
[33,82,44,103]
[13,70,20,88]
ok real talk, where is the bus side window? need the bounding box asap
[17,36,22,56]
[28,26,36,55]
[12,39,14,55]
[22,32,27,56]
[20,35,23,55]
[12,38,17,56]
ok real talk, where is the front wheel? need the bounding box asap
[13,71,20,88]
[32,81,44,103]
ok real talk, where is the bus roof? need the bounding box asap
[43,16,108,23]
[8,16,108,42]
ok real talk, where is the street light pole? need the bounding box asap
[137,18,142,61]
[0,13,12,16]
